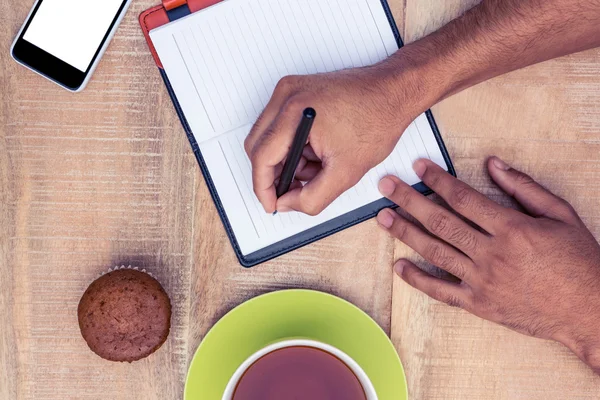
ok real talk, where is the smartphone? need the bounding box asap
[11,0,132,92]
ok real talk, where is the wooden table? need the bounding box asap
[2,0,599,398]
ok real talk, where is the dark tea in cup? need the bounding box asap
[232,345,367,400]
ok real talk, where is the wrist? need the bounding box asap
[566,339,600,374]
[361,44,455,136]
[391,42,457,106]
[373,37,468,121]
[555,320,600,373]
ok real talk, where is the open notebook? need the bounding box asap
[143,0,454,266]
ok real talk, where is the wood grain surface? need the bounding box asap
[1,0,599,399]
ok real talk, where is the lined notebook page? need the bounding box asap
[150,0,448,255]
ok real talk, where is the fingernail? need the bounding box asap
[413,159,427,178]
[377,209,395,229]
[378,177,396,197]
[492,157,510,171]
[394,261,405,276]
[277,205,293,213]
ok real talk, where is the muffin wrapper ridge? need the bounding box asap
[101,265,156,279]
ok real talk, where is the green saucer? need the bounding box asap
[184,289,407,399]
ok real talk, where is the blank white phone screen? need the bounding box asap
[23,0,124,72]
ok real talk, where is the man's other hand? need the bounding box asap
[377,157,600,373]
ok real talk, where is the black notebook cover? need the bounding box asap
[150,0,456,267]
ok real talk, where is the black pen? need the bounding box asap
[274,107,316,212]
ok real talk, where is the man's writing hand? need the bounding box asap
[244,64,424,215]
[377,157,600,373]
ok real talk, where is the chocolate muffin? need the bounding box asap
[78,268,171,362]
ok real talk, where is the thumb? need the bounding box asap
[276,166,358,216]
[487,156,580,224]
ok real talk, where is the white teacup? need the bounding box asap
[222,339,377,399]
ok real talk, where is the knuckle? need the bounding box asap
[446,258,468,280]
[282,96,304,115]
[302,200,325,216]
[504,217,525,234]
[252,111,265,128]
[248,131,271,162]
[449,185,472,210]
[433,286,464,309]
[250,146,275,169]
[261,126,277,142]
[243,136,253,155]
[391,218,409,240]
[393,187,411,208]
[444,295,465,309]
[423,169,442,189]
[560,199,575,213]
[503,218,530,243]
[427,211,450,236]
[275,75,297,92]
[558,199,578,219]
[249,149,260,166]
[514,171,535,187]
[448,228,478,254]
[424,242,469,280]
[250,140,270,165]
[425,242,446,266]
[449,185,502,224]
[479,202,502,223]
